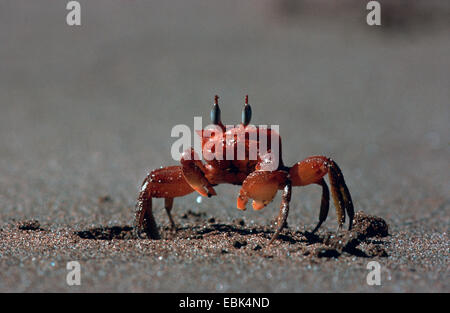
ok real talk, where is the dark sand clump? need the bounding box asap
[17,220,43,231]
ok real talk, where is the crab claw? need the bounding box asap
[252,199,270,211]
[180,149,217,197]
[237,170,288,211]
[237,194,248,211]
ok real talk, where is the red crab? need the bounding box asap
[136,95,354,244]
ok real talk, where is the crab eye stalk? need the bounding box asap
[210,95,222,125]
[242,95,252,126]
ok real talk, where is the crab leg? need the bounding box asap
[164,198,176,230]
[136,195,160,239]
[181,148,217,198]
[136,166,194,239]
[290,156,354,231]
[337,170,354,230]
[311,178,330,234]
[268,181,292,245]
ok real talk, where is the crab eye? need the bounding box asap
[242,95,252,126]
[211,95,221,125]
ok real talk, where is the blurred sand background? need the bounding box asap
[0,0,449,292]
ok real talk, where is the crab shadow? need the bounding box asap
[75,222,299,243]
[75,210,389,258]
[74,223,384,258]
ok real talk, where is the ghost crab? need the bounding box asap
[136,95,354,244]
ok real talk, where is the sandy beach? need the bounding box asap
[0,1,448,292]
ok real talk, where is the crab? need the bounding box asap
[136,95,354,244]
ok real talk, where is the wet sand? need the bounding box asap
[0,1,449,292]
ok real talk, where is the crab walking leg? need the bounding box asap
[289,156,354,231]
[311,178,330,234]
[180,148,217,197]
[136,166,194,239]
[136,194,160,239]
[268,181,292,245]
[327,159,354,230]
[164,198,176,230]
[327,161,346,230]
